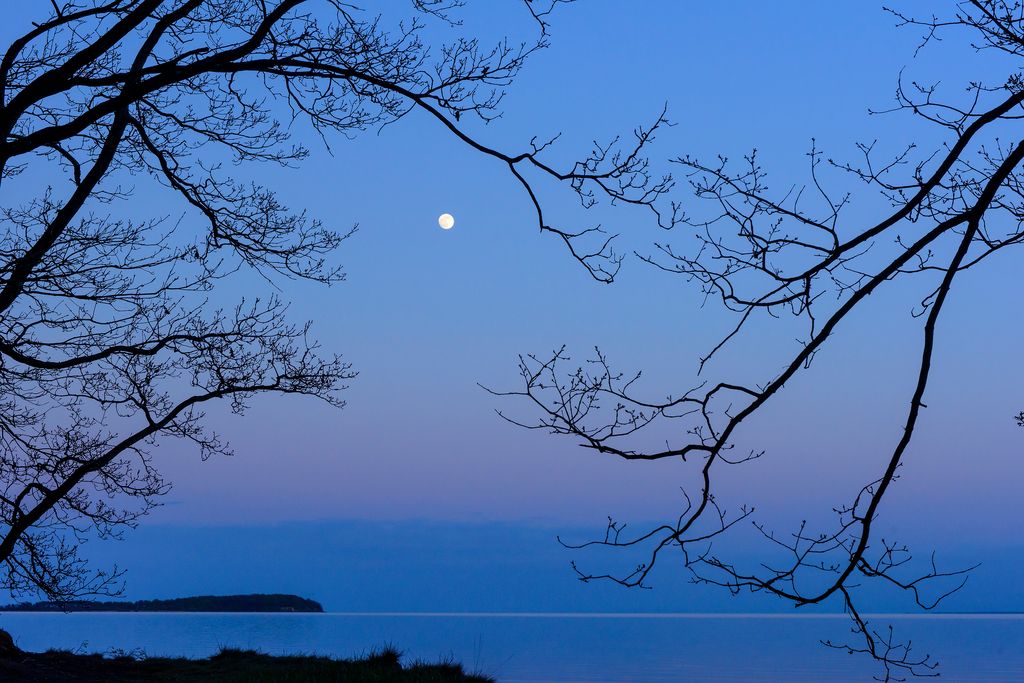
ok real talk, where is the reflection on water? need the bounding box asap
[1,612,1021,682]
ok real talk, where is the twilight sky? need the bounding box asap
[146,0,1017,533]
[4,2,1021,610]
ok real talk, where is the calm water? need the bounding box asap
[0,612,1021,681]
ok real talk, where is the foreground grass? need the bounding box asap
[0,645,494,682]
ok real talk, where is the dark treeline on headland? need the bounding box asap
[0,594,323,613]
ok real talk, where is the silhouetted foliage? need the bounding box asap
[0,639,492,682]
[0,1,671,603]
[496,2,1024,680]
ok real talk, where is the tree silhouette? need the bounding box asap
[497,2,1024,679]
[0,0,672,602]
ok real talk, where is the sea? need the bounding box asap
[0,612,1021,682]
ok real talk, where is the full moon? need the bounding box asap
[438,213,455,230]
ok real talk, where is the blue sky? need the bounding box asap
[140,0,1021,530]
[3,1,1022,612]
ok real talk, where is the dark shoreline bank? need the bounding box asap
[0,630,491,682]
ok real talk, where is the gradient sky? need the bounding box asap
[3,1,1022,611]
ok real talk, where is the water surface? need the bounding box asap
[1,612,1021,681]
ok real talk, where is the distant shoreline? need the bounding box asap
[318,611,1024,619]
[0,594,323,613]
[2,608,1020,618]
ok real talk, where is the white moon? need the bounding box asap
[438,213,455,230]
